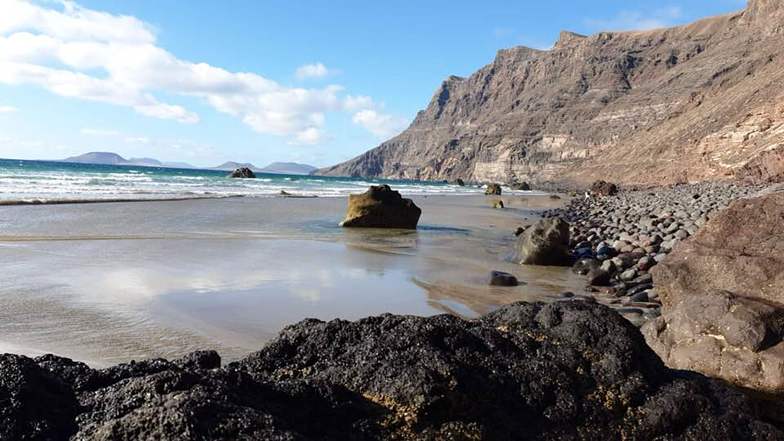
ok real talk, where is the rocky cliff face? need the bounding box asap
[320,0,784,186]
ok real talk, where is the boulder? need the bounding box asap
[484,183,502,195]
[488,270,518,286]
[590,180,618,196]
[228,167,256,178]
[492,200,504,209]
[2,302,781,439]
[510,181,531,191]
[453,178,465,186]
[516,217,571,266]
[645,191,784,393]
[340,185,421,229]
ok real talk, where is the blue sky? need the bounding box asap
[0,0,747,167]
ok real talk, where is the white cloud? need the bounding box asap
[585,7,683,31]
[124,136,150,144]
[0,0,403,144]
[0,105,18,113]
[352,109,408,138]
[295,62,330,80]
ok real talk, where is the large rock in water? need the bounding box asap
[5,302,780,439]
[228,167,256,178]
[340,185,421,229]
[644,191,784,394]
[485,183,502,195]
[516,217,572,266]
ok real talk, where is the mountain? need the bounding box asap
[258,162,317,175]
[128,157,163,167]
[63,152,196,169]
[211,161,259,171]
[319,0,784,187]
[64,152,129,165]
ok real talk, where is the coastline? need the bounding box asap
[0,192,582,366]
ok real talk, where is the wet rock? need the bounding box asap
[453,178,465,186]
[228,167,256,178]
[489,270,519,286]
[340,185,422,229]
[516,217,572,266]
[493,200,505,209]
[484,183,502,195]
[510,181,531,191]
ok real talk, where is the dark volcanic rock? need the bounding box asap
[489,270,518,286]
[339,185,422,229]
[2,302,782,439]
[511,181,531,191]
[485,183,502,195]
[228,167,256,178]
[589,180,619,196]
[516,217,572,266]
[0,354,79,440]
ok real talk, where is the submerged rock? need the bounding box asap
[645,191,784,394]
[485,183,502,195]
[340,185,421,229]
[2,302,781,439]
[488,270,518,286]
[516,217,572,266]
[228,167,256,178]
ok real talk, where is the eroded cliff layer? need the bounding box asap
[320,0,784,186]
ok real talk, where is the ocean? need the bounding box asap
[0,158,483,203]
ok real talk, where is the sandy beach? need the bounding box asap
[0,193,582,366]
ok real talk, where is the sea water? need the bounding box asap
[0,158,482,203]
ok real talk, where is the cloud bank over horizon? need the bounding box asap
[0,0,409,146]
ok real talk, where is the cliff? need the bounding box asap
[319,0,784,187]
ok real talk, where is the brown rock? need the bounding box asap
[339,185,421,229]
[317,2,784,187]
[645,191,784,393]
[589,180,618,196]
[516,217,571,266]
[485,183,502,195]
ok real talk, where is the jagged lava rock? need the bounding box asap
[516,217,572,266]
[339,184,421,229]
[644,190,784,393]
[2,302,782,439]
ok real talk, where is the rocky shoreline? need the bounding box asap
[3,301,783,440]
[541,182,763,326]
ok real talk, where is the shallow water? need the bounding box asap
[0,194,583,366]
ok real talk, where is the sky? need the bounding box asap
[0,0,748,168]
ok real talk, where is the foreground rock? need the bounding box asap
[228,167,256,178]
[516,217,571,266]
[340,185,421,229]
[5,302,779,439]
[644,190,784,394]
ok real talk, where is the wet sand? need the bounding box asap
[0,193,584,366]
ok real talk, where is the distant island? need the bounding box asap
[63,152,197,169]
[62,152,317,175]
